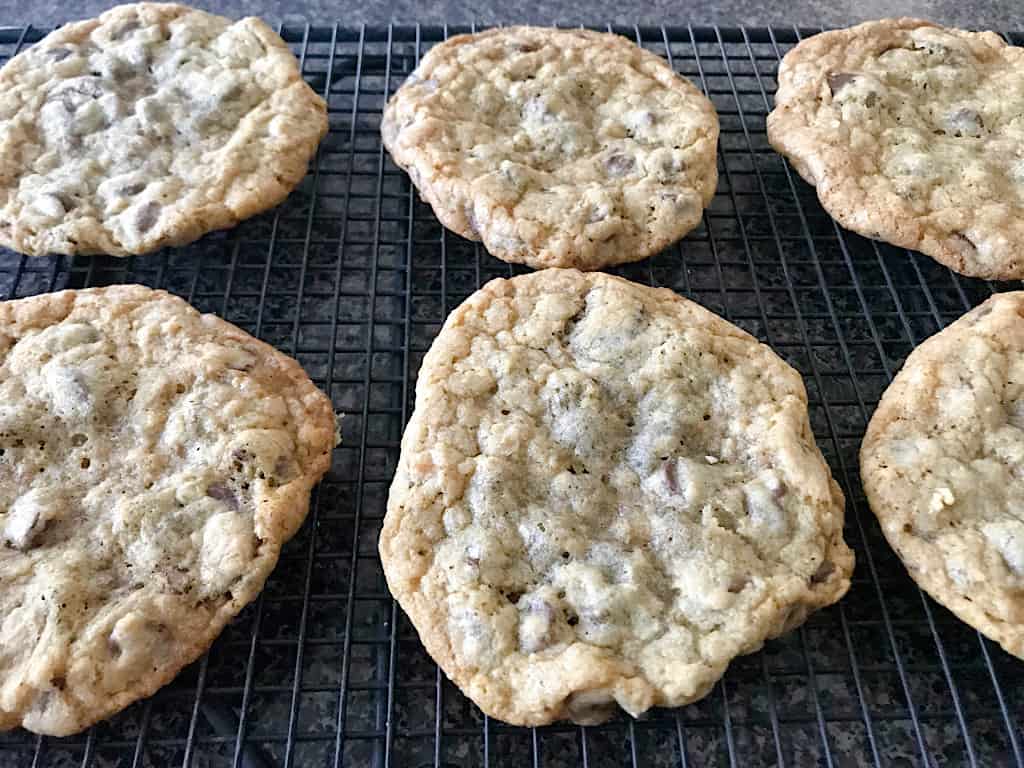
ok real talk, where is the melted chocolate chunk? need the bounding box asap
[605,154,636,177]
[810,559,835,585]
[207,482,240,511]
[135,202,160,233]
[826,72,857,96]
[117,183,146,197]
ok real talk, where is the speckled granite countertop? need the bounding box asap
[0,0,1019,29]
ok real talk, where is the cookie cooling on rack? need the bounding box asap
[0,2,327,257]
[768,18,1024,280]
[381,27,719,270]
[380,269,852,726]
[862,292,1024,659]
[0,286,336,735]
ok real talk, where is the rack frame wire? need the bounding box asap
[0,21,1022,768]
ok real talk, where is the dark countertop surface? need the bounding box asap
[0,0,1019,31]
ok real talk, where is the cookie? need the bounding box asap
[0,3,327,257]
[381,27,719,271]
[861,292,1024,658]
[0,285,336,735]
[380,269,852,726]
[768,19,1024,280]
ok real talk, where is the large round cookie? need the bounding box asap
[380,269,852,725]
[0,3,327,257]
[768,19,1024,280]
[862,292,1024,658]
[0,286,336,735]
[381,27,719,271]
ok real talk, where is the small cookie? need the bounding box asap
[0,3,327,256]
[381,27,719,270]
[862,292,1024,659]
[768,19,1024,280]
[380,269,852,726]
[0,286,336,735]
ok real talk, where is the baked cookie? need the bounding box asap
[0,3,327,257]
[862,291,1024,658]
[380,269,852,726]
[381,27,718,270]
[0,286,336,735]
[768,19,1024,280]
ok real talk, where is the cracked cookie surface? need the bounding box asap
[0,2,327,256]
[381,27,719,270]
[862,291,1024,659]
[768,18,1024,280]
[380,269,852,726]
[0,286,336,735]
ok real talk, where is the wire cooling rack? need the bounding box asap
[0,20,1023,768]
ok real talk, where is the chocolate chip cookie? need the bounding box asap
[862,292,1024,659]
[0,3,327,256]
[0,286,336,735]
[381,27,719,270]
[768,19,1024,280]
[380,269,852,726]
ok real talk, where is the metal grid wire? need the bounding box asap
[0,21,1022,768]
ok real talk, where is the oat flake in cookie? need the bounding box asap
[380,269,852,726]
[861,292,1024,659]
[0,3,327,257]
[381,27,719,270]
[0,286,336,735]
[768,18,1024,280]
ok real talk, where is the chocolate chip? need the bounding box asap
[117,183,146,197]
[505,590,523,604]
[220,83,243,102]
[567,613,579,626]
[605,154,635,177]
[273,456,293,483]
[207,482,239,511]
[826,72,857,96]
[55,193,77,211]
[135,202,160,233]
[50,675,66,691]
[70,434,88,447]
[727,575,748,594]
[810,559,835,584]
[515,42,539,53]
[663,459,678,495]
